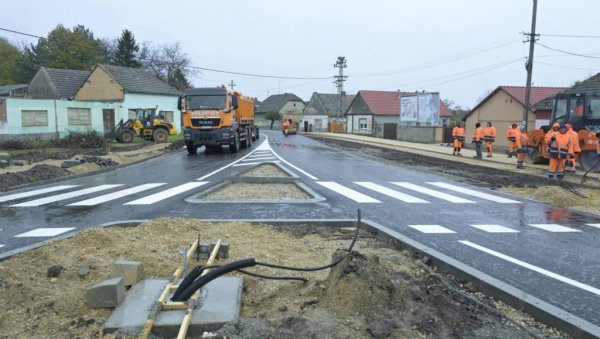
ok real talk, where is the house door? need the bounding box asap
[103,109,115,134]
[383,123,397,140]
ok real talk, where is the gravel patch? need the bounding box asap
[201,182,311,200]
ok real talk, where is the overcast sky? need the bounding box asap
[2,0,599,108]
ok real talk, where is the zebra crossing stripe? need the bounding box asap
[470,224,519,233]
[585,224,600,229]
[316,182,380,203]
[409,225,456,234]
[354,182,428,203]
[124,182,208,205]
[11,185,123,207]
[67,183,166,206]
[528,224,580,233]
[391,182,475,203]
[15,227,75,237]
[427,182,521,203]
[0,185,80,203]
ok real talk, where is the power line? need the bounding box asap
[536,61,598,71]
[0,26,331,80]
[535,41,600,59]
[540,33,600,38]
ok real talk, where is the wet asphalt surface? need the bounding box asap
[0,130,599,334]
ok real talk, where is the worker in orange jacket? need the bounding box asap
[515,125,529,169]
[472,122,485,159]
[505,123,519,158]
[564,124,580,173]
[545,123,573,180]
[483,121,497,157]
[452,122,465,156]
[282,119,290,135]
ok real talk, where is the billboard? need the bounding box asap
[399,92,440,125]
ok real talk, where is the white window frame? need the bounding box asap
[160,110,174,122]
[22,110,48,127]
[67,107,91,126]
[358,118,368,130]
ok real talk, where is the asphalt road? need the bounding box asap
[0,130,599,336]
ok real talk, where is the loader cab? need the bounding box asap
[551,92,600,132]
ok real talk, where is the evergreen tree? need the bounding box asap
[0,38,21,85]
[113,29,140,67]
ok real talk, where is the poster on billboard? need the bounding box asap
[418,92,440,125]
[400,95,418,122]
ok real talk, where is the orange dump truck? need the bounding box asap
[178,86,258,154]
[527,92,600,171]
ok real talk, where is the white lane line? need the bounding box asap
[0,185,80,203]
[470,224,520,233]
[232,161,280,167]
[15,227,75,237]
[316,182,380,203]
[11,185,123,207]
[0,245,4,248]
[270,150,318,180]
[427,182,521,204]
[391,182,475,203]
[585,224,600,229]
[67,183,166,206]
[125,182,208,205]
[459,240,600,296]
[528,224,581,233]
[355,182,429,203]
[408,225,456,234]
[243,156,278,161]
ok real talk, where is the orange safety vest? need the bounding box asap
[473,127,485,142]
[484,126,497,142]
[452,126,465,141]
[567,129,581,153]
[516,131,529,149]
[506,127,519,142]
[282,120,290,127]
[545,130,573,158]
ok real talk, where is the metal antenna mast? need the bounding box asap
[228,80,236,90]
[334,56,348,120]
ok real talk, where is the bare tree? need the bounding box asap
[139,41,196,90]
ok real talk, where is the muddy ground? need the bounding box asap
[0,136,595,338]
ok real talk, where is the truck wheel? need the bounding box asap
[247,128,252,147]
[230,132,240,153]
[119,130,134,143]
[578,150,600,173]
[186,142,198,155]
[153,129,168,143]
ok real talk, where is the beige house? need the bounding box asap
[463,86,565,149]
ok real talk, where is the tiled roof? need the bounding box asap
[99,64,182,96]
[305,92,356,116]
[44,68,91,99]
[501,86,566,107]
[357,90,451,117]
[256,93,304,113]
[562,73,600,93]
[0,84,28,96]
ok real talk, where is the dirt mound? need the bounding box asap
[0,219,565,338]
[0,164,70,191]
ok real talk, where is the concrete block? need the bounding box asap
[217,241,229,259]
[86,277,125,309]
[111,259,144,286]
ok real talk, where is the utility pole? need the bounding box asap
[333,56,348,121]
[228,80,236,90]
[522,0,539,131]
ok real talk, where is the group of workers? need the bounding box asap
[452,121,600,180]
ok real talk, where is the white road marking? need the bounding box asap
[67,183,166,206]
[408,225,456,234]
[125,182,208,205]
[11,185,123,207]
[0,245,4,248]
[427,182,521,204]
[0,185,80,203]
[243,156,278,161]
[459,240,600,296]
[470,224,519,233]
[585,224,600,229]
[528,224,581,233]
[354,182,428,203]
[232,161,280,167]
[316,182,380,203]
[391,182,475,203]
[270,148,318,180]
[197,143,266,180]
[15,227,75,237]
